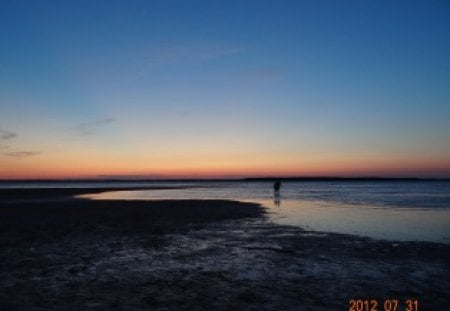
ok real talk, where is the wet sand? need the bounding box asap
[0,186,194,202]
[1,188,449,310]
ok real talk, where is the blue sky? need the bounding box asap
[1,0,450,178]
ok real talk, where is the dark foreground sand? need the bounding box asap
[1,188,449,310]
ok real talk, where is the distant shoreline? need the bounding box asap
[1,176,449,183]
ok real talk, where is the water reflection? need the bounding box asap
[274,193,281,207]
[79,185,450,243]
[261,198,450,243]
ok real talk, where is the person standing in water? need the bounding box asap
[273,181,282,207]
[273,180,282,194]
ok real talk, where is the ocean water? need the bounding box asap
[3,180,450,242]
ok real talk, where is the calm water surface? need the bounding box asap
[75,181,450,243]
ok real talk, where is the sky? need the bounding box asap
[1,0,450,179]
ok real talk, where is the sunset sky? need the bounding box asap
[1,0,450,179]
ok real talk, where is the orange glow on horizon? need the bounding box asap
[1,155,449,179]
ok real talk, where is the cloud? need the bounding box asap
[178,110,192,118]
[249,67,283,80]
[4,151,40,158]
[0,129,17,140]
[147,43,244,67]
[73,118,116,135]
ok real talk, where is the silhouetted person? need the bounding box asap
[273,181,282,207]
[273,181,281,194]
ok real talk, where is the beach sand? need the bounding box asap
[1,188,449,310]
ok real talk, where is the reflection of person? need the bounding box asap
[274,195,281,207]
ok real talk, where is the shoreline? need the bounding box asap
[1,188,449,310]
[0,186,199,202]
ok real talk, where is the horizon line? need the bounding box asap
[1,176,450,182]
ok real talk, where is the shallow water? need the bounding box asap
[78,181,450,243]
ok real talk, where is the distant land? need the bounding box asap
[243,177,450,182]
[0,177,449,183]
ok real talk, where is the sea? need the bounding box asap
[2,180,450,243]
